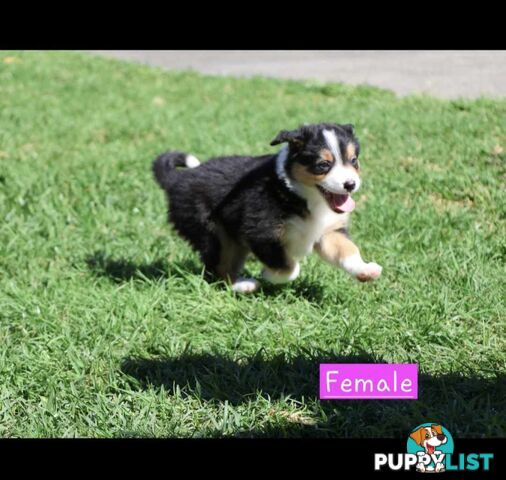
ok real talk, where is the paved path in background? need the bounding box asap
[92,50,506,99]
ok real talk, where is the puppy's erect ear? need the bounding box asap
[432,425,443,435]
[409,428,425,446]
[340,124,355,135]
[270,128,305,146]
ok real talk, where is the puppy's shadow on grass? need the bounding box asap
[259,278,328,303]
[120,351,506,438]
[121,351,369,405]
[86,251,202,283]
[85,251,329,303]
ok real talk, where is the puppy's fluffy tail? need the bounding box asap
[152,151,200,189]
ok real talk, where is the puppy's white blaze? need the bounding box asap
[323,129,342,165]
[263,262,300,284]
[231,278,260,293]
[340,254,382,278]
[319,164,361,194]
[320,129,361,194]
[185,154,200,168]
[275,145,293,191]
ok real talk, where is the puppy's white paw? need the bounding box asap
[231,278,260,293]
[355,262,382,282]
[340,254,382,282]
[262,262,300,284]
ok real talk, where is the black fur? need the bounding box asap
[152,123,360,283]
[153,152,306,277]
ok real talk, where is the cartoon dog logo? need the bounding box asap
[409,424,448,473]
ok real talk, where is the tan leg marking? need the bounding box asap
[315,230,359,265]
[315,230,382,282]
[214,226,249,283]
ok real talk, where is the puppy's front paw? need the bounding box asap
[355,262,382,282]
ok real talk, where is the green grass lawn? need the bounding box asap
[0,51,505,438]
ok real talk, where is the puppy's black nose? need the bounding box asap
[344,180,356,192]
[437,434,445,441]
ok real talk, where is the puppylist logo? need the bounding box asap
[374,423,494,473]
[407,423,453,473]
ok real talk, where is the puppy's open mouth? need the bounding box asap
[427,444,435,455]
[317,186,355,213]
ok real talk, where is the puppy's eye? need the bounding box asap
[425,433,430,438]
[350,157,359,168]
[313,162,331,175]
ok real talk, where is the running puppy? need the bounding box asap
[153,123,382,293]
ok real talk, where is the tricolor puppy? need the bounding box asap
[410,424,448,473]
[153,123,382,293]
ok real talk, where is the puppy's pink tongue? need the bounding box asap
[334,194,355,213]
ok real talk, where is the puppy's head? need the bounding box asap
[409,425,448,454]
[271,123,361,213]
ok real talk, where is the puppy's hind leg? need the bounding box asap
[194,231,222,281]
[220,243,259,294]
[218,241,257,293]
[231,277,260,294]
[202,226,257,293]
[250,241,300,285]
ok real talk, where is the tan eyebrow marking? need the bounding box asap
[320,148,333,162]
[290,162,327,186]
[346,143,356,160]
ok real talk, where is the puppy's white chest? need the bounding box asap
[284,204,347,260]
